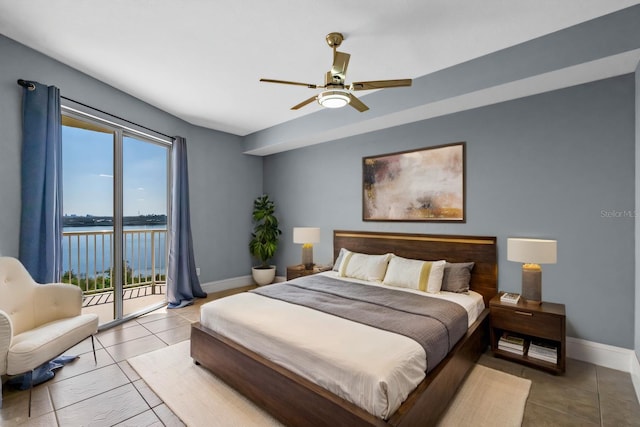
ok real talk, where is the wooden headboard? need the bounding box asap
[333,230,498,306]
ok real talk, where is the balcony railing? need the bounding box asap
[62,228,167,304]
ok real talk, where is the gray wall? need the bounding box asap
[264,75,635,349]
[0,34,636,349]
[634,63,640,361]
[0,35,263,282]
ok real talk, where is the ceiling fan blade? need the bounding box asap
[350,79,412,91]
[347,93,369,112]
[260,78,318,89]
[291,95,318,110]
[331,51,350,81]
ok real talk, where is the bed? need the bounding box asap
[191,230,497,426]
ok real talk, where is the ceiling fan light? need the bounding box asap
[318,90,350,108]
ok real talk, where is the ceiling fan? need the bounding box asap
[260,32,412,112]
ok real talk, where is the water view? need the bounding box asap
[62,216,168,295]
[62,116,170,322]
[62,224,167,278]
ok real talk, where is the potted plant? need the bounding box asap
[249,194,282,285]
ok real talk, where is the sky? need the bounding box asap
[62,125,168,217]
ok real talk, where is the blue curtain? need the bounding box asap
[167,136,206,308]
[19,81,63,284]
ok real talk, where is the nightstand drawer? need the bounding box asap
[491,306,562,341]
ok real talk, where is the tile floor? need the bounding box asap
[2,286,639,426]
[478,351,640,426]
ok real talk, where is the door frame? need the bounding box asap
[61,105,172,328]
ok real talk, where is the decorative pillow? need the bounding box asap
[441,262,475,293]
[332,248,348,271]
[383,255,446,293]
[338,250,392,281]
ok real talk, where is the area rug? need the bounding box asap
[436,364,531,427]
[129,341,531,427]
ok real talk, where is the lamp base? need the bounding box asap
[521,267,541,304]
[301,246,314,270]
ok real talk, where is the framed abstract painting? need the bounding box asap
[363,142,465,222]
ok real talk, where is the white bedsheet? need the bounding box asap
[199,272,485,420]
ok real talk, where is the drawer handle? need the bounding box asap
[514,311,533,316]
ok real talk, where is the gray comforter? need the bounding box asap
[251,275,468,373]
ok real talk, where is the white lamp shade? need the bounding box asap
[507,238,557,264]
[293,227,320,244]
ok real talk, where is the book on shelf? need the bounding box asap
[500,292,521,304]
[498,333,526,354]
[529,348,556,358]
[529,340,556,351]
[498,338,524,350]
[498,345,524,356]
[528,341,558,363]
[499,342,524,352]
[527,351,557,363]
[500,333,525,347]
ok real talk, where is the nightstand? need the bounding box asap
[490,293,566,374]
[286,264,331,281]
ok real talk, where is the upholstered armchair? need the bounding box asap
[0,257,99,415]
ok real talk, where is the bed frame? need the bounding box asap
[191,230,497,426]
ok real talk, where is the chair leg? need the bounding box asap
[28,369,33,417]
[91,334,97,364]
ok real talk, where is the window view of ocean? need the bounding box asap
[62,118,169,316]
[62,224,167,279]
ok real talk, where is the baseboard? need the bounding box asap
[567,336,637,372]
[200,275,286,293]
[632,352,640,405]
[200,276,253,294]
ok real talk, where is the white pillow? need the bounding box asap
[383,255,446,293]
[338,250,392,282]
[332,248,348,271]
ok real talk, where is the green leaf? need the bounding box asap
[249,194,280,265]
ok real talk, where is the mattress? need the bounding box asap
[199,272,485,420]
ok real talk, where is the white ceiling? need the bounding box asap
[1,0,638,138]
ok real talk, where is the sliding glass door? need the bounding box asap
[122,135,169,317]
[61,112,170,326]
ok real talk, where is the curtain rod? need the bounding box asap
[17,79,175,141]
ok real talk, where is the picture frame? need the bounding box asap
[363,142,466,222]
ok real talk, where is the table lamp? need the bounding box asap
[507,238,557,304]
[293,227,320,270]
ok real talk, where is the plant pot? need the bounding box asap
[252,266,276,286]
